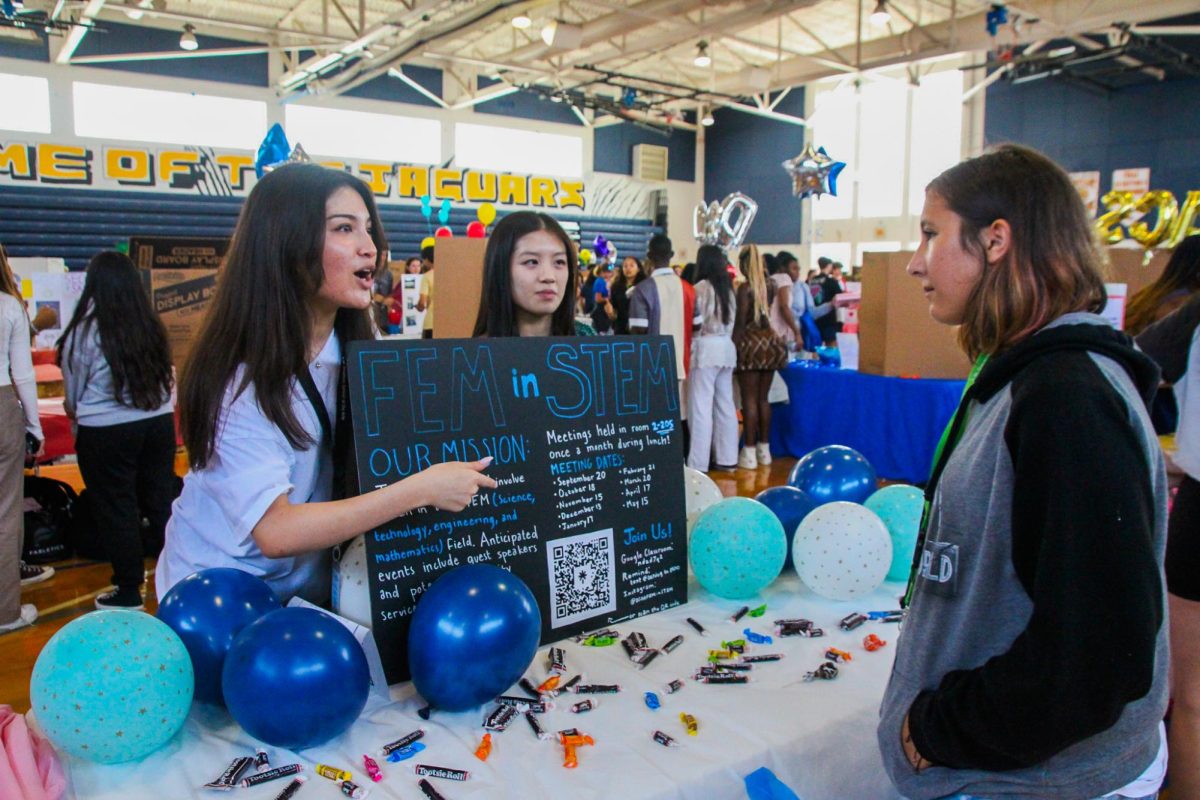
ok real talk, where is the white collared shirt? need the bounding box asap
[156,332,339,605]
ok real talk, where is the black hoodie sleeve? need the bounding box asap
[908,351,1163,770]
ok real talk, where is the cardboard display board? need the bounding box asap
[1105,247,1168,302]
[347,335,689,684]
[149,269,220,366]
[857,251,971,380]
[128,236,228,270]
[129,236,228,366]
[430,238,488,338]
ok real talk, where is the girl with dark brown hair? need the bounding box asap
[157,164,495,605]
[880,144,1168,800]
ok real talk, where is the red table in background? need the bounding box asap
[32,348,57,366]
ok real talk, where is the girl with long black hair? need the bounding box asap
[157,164,495,605]
[473,211,591,337]
[686,245,737,472]
[58,251,176,609]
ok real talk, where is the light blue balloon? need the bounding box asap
[689,497,786,599]
[864,484,925,581]
[30,611,193,764]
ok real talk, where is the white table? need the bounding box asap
[60,574,905,800]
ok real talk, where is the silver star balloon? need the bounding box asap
[782,143,846,200]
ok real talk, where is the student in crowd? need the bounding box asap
[779,250,821,353]
[1126,236,1200,337]
[0,244,43,633]
[57,251,177,610]
[767,251,803,351]
[416,244,435,338]
[589,261,615,334]
[732,244,788,469]
[686,245,738,473]
[630,234,701,425]
[472,210,592,337]
[1127,238,1200,432]
[158,164,495,604]
[816,261,844,345]
[405,256,423,275]
[880,144,1168,800]
[1137,293,1200,799]
[604,255,644,335]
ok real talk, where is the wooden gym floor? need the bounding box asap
[1,456,798,714]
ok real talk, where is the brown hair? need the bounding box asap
[181,164,384,469]
[1124,236,1200,336]
[928,144,1107,360]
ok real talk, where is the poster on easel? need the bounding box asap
[399,274,425,338]
[346,335,689,684]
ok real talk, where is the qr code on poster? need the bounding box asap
[547,529,617,628]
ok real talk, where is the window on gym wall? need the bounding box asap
[0,72,51,134]
[807,64,965,262]
[285,105,441,163]
[73,82,266,149]
[909,69,964,211]
[809,85,856,221]
[455,123,583,178]
[857,79,907,218]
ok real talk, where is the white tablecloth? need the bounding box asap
[59,574,905,800]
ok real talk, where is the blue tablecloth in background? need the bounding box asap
[769,364,965,483]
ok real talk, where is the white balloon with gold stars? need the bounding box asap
[332,535,372,628]
[793,502,892,600]
[683,467,724,537]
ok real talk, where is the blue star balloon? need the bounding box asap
[782,143,846,200]
[254,123,291,179]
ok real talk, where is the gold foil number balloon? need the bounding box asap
[1096,191,1134,244]
[1129,191,1178,249]
[1168,191,1200,249]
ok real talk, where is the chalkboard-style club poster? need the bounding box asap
[347,336,689,684]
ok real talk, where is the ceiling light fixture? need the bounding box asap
[511,14,531,29]
[694,40,711,68]
[179,22,198,50]
[701,108,715,126]
[870,0,891,27]
[540,20,582,49]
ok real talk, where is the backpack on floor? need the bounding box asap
[22,475,77,564]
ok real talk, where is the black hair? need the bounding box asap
[647,233,673,267]
[472,211,579,337]
[57,251,174,411]
[694,244,733,324]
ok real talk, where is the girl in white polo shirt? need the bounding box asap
[157,164,495,605]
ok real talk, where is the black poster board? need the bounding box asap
[347,336,689,684]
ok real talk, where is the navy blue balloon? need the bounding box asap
[408,564,541,712]
[222,607,370,750]
[788,444,878,505]
[157,568,280,706]
[755,486,820,570]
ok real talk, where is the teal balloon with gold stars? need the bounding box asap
[30,611,193,764]
[690,497,786,599]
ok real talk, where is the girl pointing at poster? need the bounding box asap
[157,164,495,605]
